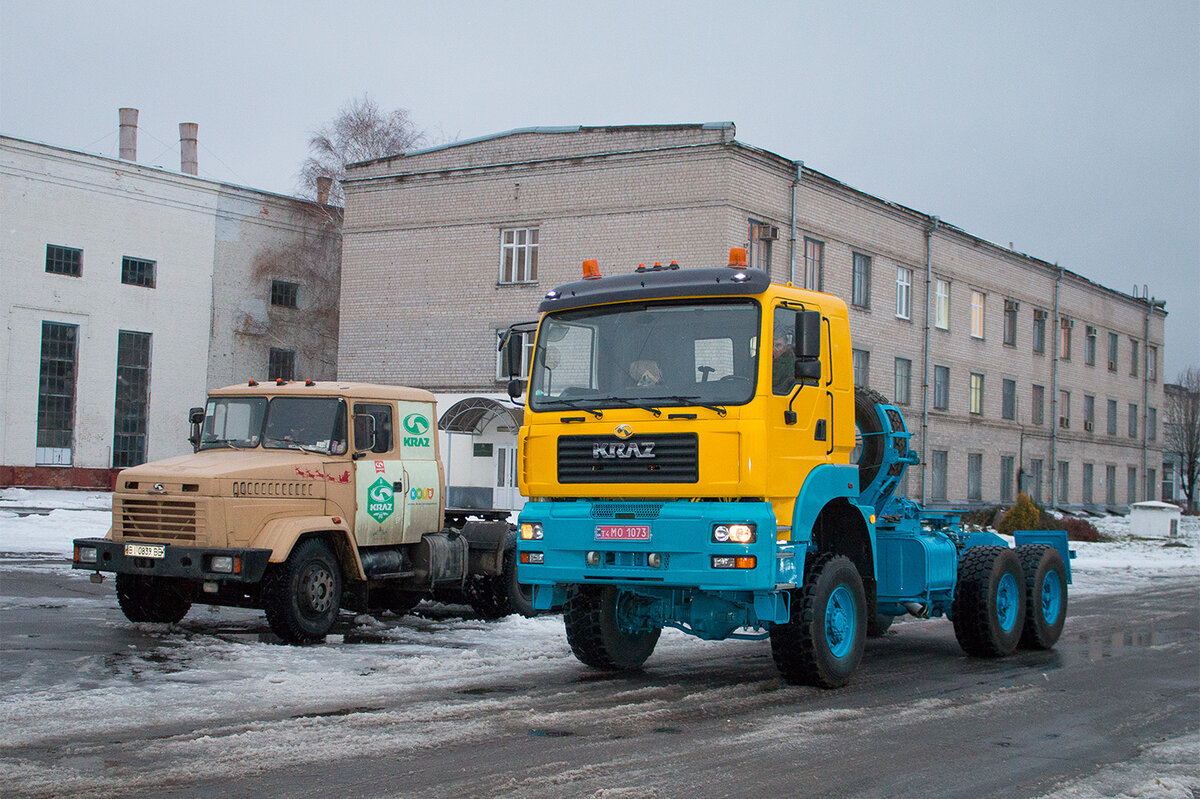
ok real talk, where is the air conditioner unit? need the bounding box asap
[758,224,779,241]
[1059,417,1070,428]
[1084,420,1094,432]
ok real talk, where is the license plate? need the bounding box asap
[125,543,165,558]
[595,524,651,541]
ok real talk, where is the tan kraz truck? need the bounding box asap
[73,381,531,642]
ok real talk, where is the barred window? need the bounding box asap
[121,256,156,288]
[46,245,82,277]
[37,322,78,465]
[500,227,539,284]
[269,348,296,381]
[271,280,299,308]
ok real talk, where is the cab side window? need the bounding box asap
[354,403,393,453]
[772,307,799,395]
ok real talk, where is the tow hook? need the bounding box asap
[90,572,104,584]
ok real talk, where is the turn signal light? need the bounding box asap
[520,551,544,565]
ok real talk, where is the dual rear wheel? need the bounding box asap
[952,544,1068,656]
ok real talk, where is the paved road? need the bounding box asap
[2,559,1196,799]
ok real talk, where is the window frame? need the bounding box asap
[120,256,157,289]
[499,227,540,285]
[933,365,949,410]
[852,348,870,388]
[268,347,296,381]
[969,372,984,415]
[970,291,985,339]
[851,252,871,309]
[934,279,950,330]
[1085,325,1097,366]
[802,237,824,292]
[1032,384,1045,426]
[46,244,83,277]
[1003,299,1018,347]
[1002,378,1016,421]
[893,357,911,405]
[895,267,912,320]
[271,280,299,308]
[112,330,152,468]
[1033,309,1047,354]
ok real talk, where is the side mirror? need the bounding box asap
[501,333,524,380]
[795,310,821,360]
[353,414,377,454]
[794,360,822,381]
[507,379,525,400]
[188,406,205,452]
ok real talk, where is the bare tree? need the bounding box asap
[1164,367,1200,511]
[298,94,426,205]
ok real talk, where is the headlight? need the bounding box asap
[712,555,757,569]
[520,522,544,540]
[712,523,756,544]
[76,546,98,564]
[209,555,237,573]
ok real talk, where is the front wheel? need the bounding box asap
[115,574,192,624]
[563,585,660,671]
[262,538,343,643]
[770,553,867,688]
[1016,544,1068,650]
[952,546,1026,657]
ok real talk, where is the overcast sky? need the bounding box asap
[2,0,1197,374]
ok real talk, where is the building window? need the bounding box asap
[895,267,912,320]
[1106,398,1118,435]
[1108,332,1119,371]
[1058,461,1070,504]
[1084,394,1095,432]
[1028,459,1044,503]
[931,450,948,501]
[1059,317,1072,360]
[1148,345,1157,381]
[935,279,950,330]
[803,238,823,291]
[1082,463,1094,505]
[970,291,985,339]
[1032,384,1045,425]
[934,365,949,410]
[1033,309,1047,354]
[1129,338,1139,377]
[852,349,870,387]
[1003,299,1018,347]
[893,357,911,405]
[1128,403,1138,438]
[968,453,983,501]
[37,322,79,465]
[1163,463,1174,502]
[851,253,871,308]
[268,348,296,381]
[271,280,299,308]
[1059,390,1070,429]
[1000,455,1015,502]
[495,328,536,380]
[1148,407,1157,441]
[1002,378,1016,420]
[500,227,539,284]
[1085,325,1097,366]
[1105,464,1117,505]
[112,331,152,468]
[748,220,774,273]
[1127,466,1138,504]
[969,373,984,415]
[120,256,156,289]
[46,244,83,277]
[1146,468,1157,503]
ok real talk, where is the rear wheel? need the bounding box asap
[465,545,536,620]
[952,546,1025,657]
[115,574,192,624]
[770,553,867,688]
[262,538,342,643]
[1016,544,1068,650]
[563,585,660,671]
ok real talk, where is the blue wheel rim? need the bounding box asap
[825,585,857,659]
[996,572,1019,632]
[1040,570,1063,626]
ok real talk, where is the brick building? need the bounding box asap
[0,116,341,487]
[338,123,1167,510]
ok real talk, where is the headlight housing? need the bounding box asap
[520,522,543,540]
[712,523,756,544]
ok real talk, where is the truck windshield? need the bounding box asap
[200,396,347,455]
[528,299,760,412]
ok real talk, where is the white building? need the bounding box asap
[0,116,340,488]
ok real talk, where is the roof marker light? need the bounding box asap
[582,259,601,280]
[248,379,258,386]
[728,247,748,268]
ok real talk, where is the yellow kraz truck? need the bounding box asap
[73,381,531,642]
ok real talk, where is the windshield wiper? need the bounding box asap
[651,395,728,417]
[537,398,603,418]
[269,441,329,454]
[592,396,662,417]
[200,440,251,451]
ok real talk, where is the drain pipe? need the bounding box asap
[1049,264,1062,506]
[789,161,803,285]
[920,216,939,505]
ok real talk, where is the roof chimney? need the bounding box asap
[179,122,198,175]
[119,108,139,161]
[316,176,332,205]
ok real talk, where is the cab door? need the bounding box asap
[353,402,408,546]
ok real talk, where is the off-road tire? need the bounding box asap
[952,545,1025,657]
[854,387,890,492]
[770,553,867,688]
[115,574,192,624]
[1016,544,1068,650]
[465,544,536,620]
[563,585,660,671]
[262,538,342,643]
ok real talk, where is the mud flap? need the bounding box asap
[460,520,513,577]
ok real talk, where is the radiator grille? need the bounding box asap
[590,503,664,519]
[558,434,698,483]
[118,498,199,542]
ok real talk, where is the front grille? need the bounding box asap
[590,503,664,519]
[558,433,698,483]
[118,498,199,542]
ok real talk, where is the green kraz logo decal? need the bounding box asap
[403,413,431,448]
[366,477,394,523]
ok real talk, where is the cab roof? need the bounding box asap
[209,381,436,403]
[539,266,772,313]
